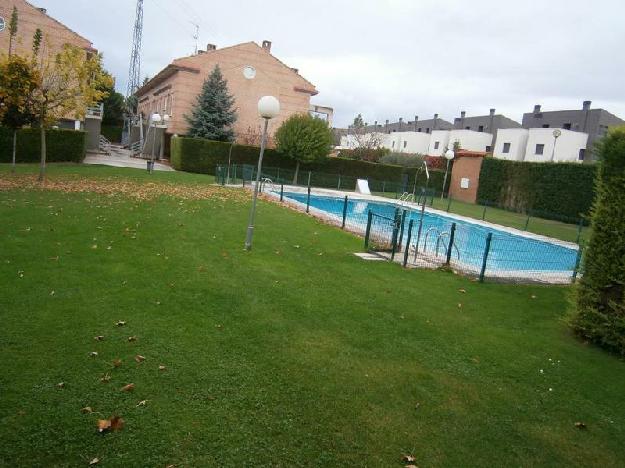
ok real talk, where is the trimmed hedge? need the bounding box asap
[171,136,445,189]
[0,127,87,163]
[477,157,596,221]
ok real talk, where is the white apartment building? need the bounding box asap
[494,128,588,163]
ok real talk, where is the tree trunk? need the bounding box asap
[38,123,46,182]
[293,161,300,185]
[11,130,17,173]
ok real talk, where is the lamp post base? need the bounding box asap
[244,226,254,251]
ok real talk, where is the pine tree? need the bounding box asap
[185,65,237,141]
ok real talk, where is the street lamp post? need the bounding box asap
[244,96,280,251]
[550,129,562,162]
[441,148,455,199]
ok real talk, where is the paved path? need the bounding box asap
[83,146,174,172]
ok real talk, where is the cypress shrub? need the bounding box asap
[101,125,123,143]
[477,157,596,221]
[170,136,444,188]
[0,127,86,163]
[571,128,625,355]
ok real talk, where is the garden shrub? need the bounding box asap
[571,128,625,355]
[0,127,86,163]
[477,157,596,221]
[101,125,123,143]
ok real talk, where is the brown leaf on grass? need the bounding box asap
[112,359,122,368]
[100,373,111,383]
[135,355,146,363]
[457,303,463,309]
[90,351,99,358]
[128,336,137,342]
[89,457,100,465]
[136,400,147,407]
[575,421,587,429]
[458,288,466,293]
[56,382,65,389]
[405,465,418,468]
[531,294,537,299]
[80,406,93,414]
[120,383,135,392]
[116,320,126,326]
[94,335,104,341]
[97,416,124,433]
[158,365,166,371]
[402,455,416,463]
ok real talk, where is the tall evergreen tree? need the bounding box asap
[185,65,236,141]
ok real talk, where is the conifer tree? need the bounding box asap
[185,65,237,141]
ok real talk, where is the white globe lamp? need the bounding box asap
[258,96,280,119]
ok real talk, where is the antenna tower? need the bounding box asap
[126,0,144,98]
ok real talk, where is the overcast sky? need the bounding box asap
[34,0,625,127]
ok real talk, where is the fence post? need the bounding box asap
[429,190,434,207]
[364,210,373,249]
[572,243,584,283]
[481,205,487,221]
[445,222,456,266]
[576,217,584,244]
[403,219,414,268]
[415,193,427,253]
[307,171,312,188]
[391,209,401,261]
[446,196,452,212]
[280,183,284,202]
[524,211,531,231]
[479,233,493,283]
[341,195,348,229]
[306,186,311,213]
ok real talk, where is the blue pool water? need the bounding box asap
[281,192,579,274]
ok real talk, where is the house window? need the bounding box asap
[502,142,511,153]
[434,141,440,149]
[426,128,430,133]
[563,123,572,130]
[578,149,585,161]
[417,128,422,132]
[478,125,484,132]
[465,126,471,130]
[392,141,395,148]
[535,144,545,155]
[486,145,492,152]
[542,124,550,128]
[403,141,407,148]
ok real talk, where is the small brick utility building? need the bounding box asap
[136,40,329,146]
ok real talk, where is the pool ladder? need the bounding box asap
[413,227,460,261]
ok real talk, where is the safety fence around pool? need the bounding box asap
[253,184,584,284]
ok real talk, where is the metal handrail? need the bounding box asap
[435,232,461,259]
[421,227,441,253]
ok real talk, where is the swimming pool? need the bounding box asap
[278,190,579,281]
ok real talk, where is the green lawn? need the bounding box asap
[373,191,587,243]
[1,164,623,467]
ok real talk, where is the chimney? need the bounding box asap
[433,113,438,130]
[374,120,378,131]
[414,115,418,131]
[399,117,403,131]
[206,43,216,51]
[262,40,272,52]
[582,100,592,111]
[290,67,299,74]
[385,119,389,133]
[489,108,495,116]
[489,108,495,133]
[533,104,541,114]
[460,111,466,128]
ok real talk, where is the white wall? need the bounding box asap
[427,130,450,156]
[493,129,529,161]
[388,131,431,154]
[448,130,493,153]
[523,128,588,163]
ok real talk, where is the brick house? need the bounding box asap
[136,40,331,149]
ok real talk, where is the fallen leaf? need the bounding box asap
[120,383,135,392]
[97,416,124,433]
[80,406,93,414]
[135,355,146,363]
[128,336,137,342]
[49,290,55,296]
[91,244,98,250]
[158,365,166,371]
[89,457,100,465]
[575,422,587,429]
[406,465,418,468]
[57,382,65,389]
[136,400,147,407]
[531,295,537,299]
[100,373,111,383]
[402,454,416,463]
[457,303,462,309]
[94,335,104,341]
[116,321,126,326]
[112,359,122,368]
[97,419,111,433]
[90,351,99,358]
[110,416,124,431]
[458,288,466,293]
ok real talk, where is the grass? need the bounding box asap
[373,190,587,243]
[1,164,624,467]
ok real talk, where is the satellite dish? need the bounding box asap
[553,129,562,138]
[243,66,256,80]
[0,16,6,32]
